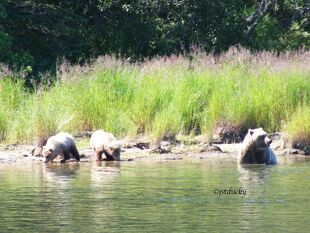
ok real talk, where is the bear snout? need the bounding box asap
[265,137,272,146]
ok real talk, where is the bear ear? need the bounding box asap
[248,129,254,135]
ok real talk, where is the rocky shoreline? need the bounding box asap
[0,132,309,163]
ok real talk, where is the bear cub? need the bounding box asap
[42,132,80,163]
[238,128,277,165]
[90,130,121,161]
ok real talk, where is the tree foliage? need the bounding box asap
[245,0,309,50]
[0,0,309,78]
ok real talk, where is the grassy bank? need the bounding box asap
[0,48,310,144]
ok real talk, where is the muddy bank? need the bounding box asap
[0,134,308,164]
[0,140,228,163]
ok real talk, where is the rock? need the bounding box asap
[292,140,310,155]
[269,132,286,150]
[31,137,48,157]
[32,147,44,157]
[150,141,172,154]
[268,132,282,140]
[289,149,300,155]
[122,137,151,150]
[199,145,223,153]
[123,142,150,150]
[22,152,31,157]
[289,149,304,155]
[164,156,183,160]
[211,124,246,144]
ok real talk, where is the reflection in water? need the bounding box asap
[43,162,80,188]
[0,159,310,232]
[238,164,269,191]
[238,164,271,232]
[41,162,81,231]
[89,161,121,230]
[90,161,121,187]
[40,162,121,232]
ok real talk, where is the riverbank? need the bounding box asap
[0,133,308,164]
[0,137,230,163]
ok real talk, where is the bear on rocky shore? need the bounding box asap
[42,132,80,163]
[90,130,121,161]
[238,128,277,165]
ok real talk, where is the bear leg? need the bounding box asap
[60,151,70,163]
[103,151,114,161]
[70,145,80,162]
[94,150,103,161]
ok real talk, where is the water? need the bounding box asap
[0,156,310,233]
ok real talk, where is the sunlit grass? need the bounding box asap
[0,48,310,144]
[285,106,310,147]
[0,79,29,142]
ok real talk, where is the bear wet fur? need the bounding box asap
[238,128,277,165]
[90,130,121,161]
[42,132,80,163]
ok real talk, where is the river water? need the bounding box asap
[0,156,310,232]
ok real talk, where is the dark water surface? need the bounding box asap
[0,156,310,233]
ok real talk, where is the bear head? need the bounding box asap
[107,142,121,161]
[247,128,272,151]
[42,146,54,163]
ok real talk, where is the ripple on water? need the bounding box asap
[0,159,310,232]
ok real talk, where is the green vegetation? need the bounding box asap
[286,106,310,148]
[0,49,310,144]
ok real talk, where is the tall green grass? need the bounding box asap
[0,79,30,141]
[0,48,310,144]
[285,106,310,147]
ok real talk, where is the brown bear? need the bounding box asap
[238,128,277,165]
[42,132,80,163]
[90,129,121,161]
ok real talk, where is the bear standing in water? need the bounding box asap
[238,128,277,165]
[42,132,80,163]
[90,130,121,161]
